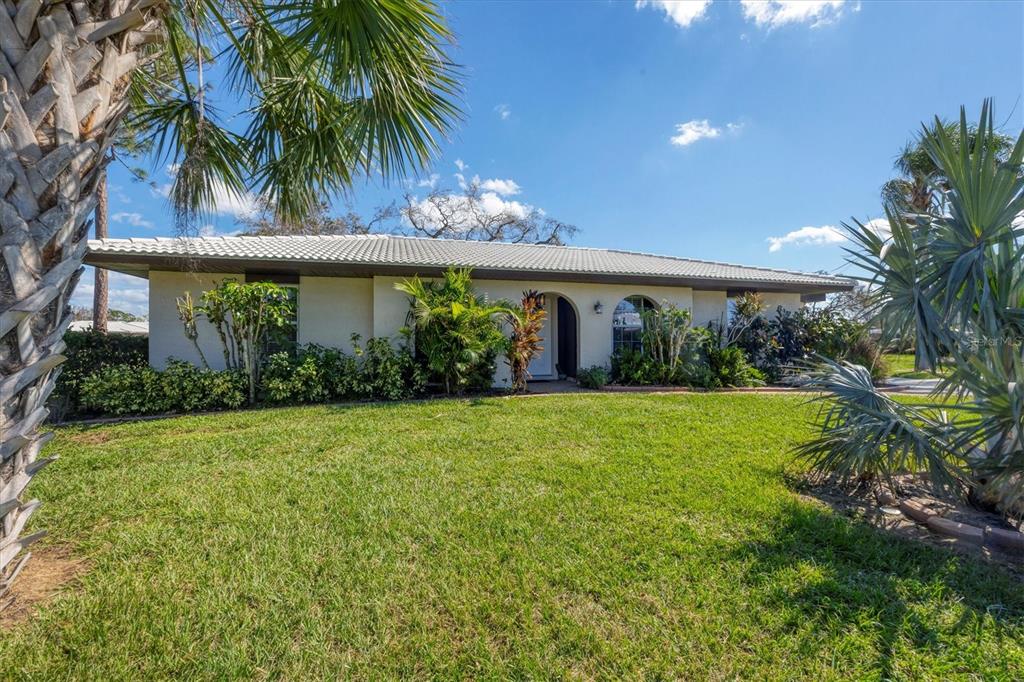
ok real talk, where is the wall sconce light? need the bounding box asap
[594,301,604,315]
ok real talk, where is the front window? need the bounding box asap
[267,285,299,354]
[612,296,655,353]
[246,275,299,356]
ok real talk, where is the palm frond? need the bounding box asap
[796,357,964,494]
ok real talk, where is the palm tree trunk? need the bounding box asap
[0,2,157,609]
[92,171,109,333]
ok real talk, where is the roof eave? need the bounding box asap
[85,251,855,295]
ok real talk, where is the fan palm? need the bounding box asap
[802,101,1024,517]
[0,0,460,604]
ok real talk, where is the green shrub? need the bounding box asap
[395,269,507,394]
[610,347,657,385]
[80,362,246,417]
[159,361,248,412]
[51,331,148,419]
[704,345,764,388]
[261,337,425,405]
[262,350,331,404]
[356,337,426,400]
[80,364,168,416]
[732,304,886,384]
[576,366,609,390]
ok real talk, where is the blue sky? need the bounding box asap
[85,0,1024,315]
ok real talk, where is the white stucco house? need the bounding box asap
[86,235,853,385]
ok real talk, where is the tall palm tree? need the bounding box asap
[0,0,459,605]
[881,120,1014,215]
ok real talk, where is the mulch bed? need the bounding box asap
[798,474,1024,578]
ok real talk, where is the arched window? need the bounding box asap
[612,296,655,353]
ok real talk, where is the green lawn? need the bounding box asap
[884,353,951,379]
[2,394,1021,679]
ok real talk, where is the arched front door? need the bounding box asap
[556,296,578,378]
[527,293,579,380]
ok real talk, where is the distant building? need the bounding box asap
[69,320,149,335]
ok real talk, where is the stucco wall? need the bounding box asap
[760,292,803,313]
[298,276,372,352]
[149,270,243,370]
[147,270,808,385]
[692,290,727,327]
[471,278,695,375]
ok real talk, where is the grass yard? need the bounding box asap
[884,353,952,379]
[2,394,1022,679]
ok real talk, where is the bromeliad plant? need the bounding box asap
[396,269,509,394]
[799,101,1024,518]
[505,291,547,393]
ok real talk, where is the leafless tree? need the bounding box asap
[402,181,577,245]
[239,199,399,237]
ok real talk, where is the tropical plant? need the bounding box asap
[0,0,460,601]
[576,365,610,390]
[505,291,547,392]
[178,280,295,404]
[640,303,697,384]
[881,119,1015,214]
[801,101,1024,517]
[733,304,886,384]
[176,291,209,369]
[396,269,508,394]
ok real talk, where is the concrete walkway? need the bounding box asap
[880,377,942,395]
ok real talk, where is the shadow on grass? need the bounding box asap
[731,500,1023,678]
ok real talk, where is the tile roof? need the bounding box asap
[87,234,853,290]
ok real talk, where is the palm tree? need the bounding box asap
[396,269,508,394]
[801,101,1024,516]
[0,0,460,605]
[881,120,1014,215]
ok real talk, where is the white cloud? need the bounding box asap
[766,219,889,252]
[671,120,720,146]
[111,211,155,229]
[109,183,132,205]
[453,159,469,189]
[767,225,846,252]
[198,224,243,238]
[71,268,150,317]
[417,173,440,189]
[157,166,259,219]
[477,178,521,196]
[670,119,743,146]
[740,0,849,29]
[210,182,258,219]
[494,104,511,121]
[407,192,532,235]
[635,0,712,28]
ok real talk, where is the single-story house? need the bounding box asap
[86,235,854,386]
